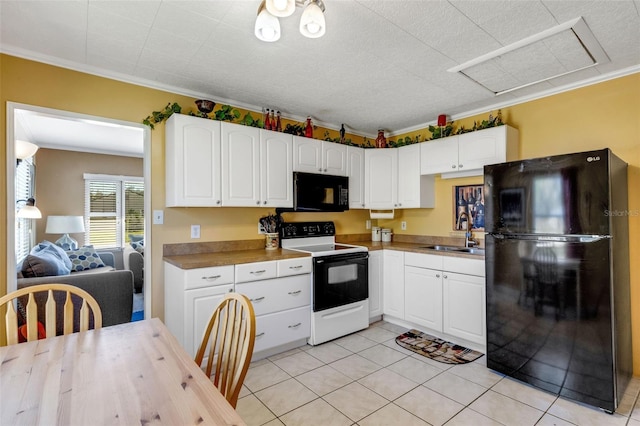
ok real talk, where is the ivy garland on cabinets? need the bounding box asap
[142,102,505,148]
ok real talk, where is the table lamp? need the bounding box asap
[45,215,85,250]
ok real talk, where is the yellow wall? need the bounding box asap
[1,55,638,371]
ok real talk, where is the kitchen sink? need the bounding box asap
[420,245,485,255]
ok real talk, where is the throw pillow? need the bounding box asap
[32,240,73,271]
[129,234,144,242]
[21,249,72,278]
[66,246,106,272]
[131,240,144,254]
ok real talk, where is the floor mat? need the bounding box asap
[395,329,483,364]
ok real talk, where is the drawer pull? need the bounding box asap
[256,332,265,338]
[288,290,302,295]
[250,296,265,302]
[202,275,221,280]
[250,270,266,274]
[289,265,303,269]
[436,274,440,278]
[288,323,302,329]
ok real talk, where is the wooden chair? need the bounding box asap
[195,293,256,408]
[0,283,102,345]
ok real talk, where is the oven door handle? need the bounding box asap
[314,252,368,264]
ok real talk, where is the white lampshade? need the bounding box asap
[255,1,281,42]
[17,198,42,219]
[46,216,85,234]
[15,140,39,160]
[299,0,325,38]
[266,0,295,17]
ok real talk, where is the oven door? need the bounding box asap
[313,252,368,312]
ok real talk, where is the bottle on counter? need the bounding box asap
[276,110,282,132]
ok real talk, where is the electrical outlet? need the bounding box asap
[258,223,266,234]
[191,225,201,239]
[401,221,407,231]
[365,220,371,230]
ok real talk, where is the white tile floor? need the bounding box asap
[236,321,640,426]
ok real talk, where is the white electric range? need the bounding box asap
[280,222,369,345]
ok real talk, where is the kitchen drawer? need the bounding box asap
[278,257,312,277]
[236,274,311,316]
[253,306,311,354]
[404,252,443,270]
[443,256,485,277]
[183,265,235,290]
[235,261,277,283]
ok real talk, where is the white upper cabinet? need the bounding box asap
[347,146,365,209]
[365,148,398,209]
[221,123,261,206]
[222,123,293,207]
[260,130,293,208]
[166,114,222,207]
[293,136,347,176]
[420,125,519,178]
[397,144,435,208]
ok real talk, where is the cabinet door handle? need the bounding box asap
[318,168,322,172]
[263,201,267,205]
[288,290,302,295]
[436,274,440,278]
[250,296,265,302]
[289,265,303,270]
[216,200,221,205]
[451,165,456,169]
[459,164,463,168]
[202,275,221,280]
[256,332,265,338]
[443,275,448,279]
[250,270,266,274]
[323,168,327,172]
[256,201,260,205]
[288,323,302,329]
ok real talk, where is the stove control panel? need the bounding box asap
[281,221,335,238]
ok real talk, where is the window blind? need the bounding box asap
[15,158,35,263]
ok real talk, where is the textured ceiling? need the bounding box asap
[2,0,640,140]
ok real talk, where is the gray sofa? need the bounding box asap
[17,251,134,328]
[123,245,144,293]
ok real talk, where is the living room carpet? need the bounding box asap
[131,293,144,322]
[395,329,483,365]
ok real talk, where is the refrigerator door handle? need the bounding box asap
[488,234,610,243]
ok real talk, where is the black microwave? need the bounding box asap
[293,172,349,212]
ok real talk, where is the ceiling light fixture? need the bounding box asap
[255,0,326,42]
[15,140,39,160]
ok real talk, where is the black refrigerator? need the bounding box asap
[484,148,631,413]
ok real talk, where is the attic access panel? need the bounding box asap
[448,17,609,95]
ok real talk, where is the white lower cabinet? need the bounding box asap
[404,265,442,331]
[165,257,311,360]
[234,258,312,358]
[368,250,383,321]
[443,271,485,344]
[403,252,486,346]
[382,250,404,318]
[164,263,235,358]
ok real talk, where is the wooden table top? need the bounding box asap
[0,318,246,425]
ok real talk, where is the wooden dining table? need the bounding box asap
[0,318,246,425]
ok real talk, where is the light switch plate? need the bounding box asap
[191,225,201,239]
[153,210,163,225]
[401,221,407,230]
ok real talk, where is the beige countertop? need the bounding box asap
[163,235,484,270]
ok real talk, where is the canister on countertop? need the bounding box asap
[372,227,381,241]
[381,228,392,242]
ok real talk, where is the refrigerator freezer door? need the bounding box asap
[485,233,617,411]
[484,149,611,235]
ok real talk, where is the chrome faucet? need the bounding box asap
[458,212,477,248]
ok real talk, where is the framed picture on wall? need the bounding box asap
[453,184,485,231]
